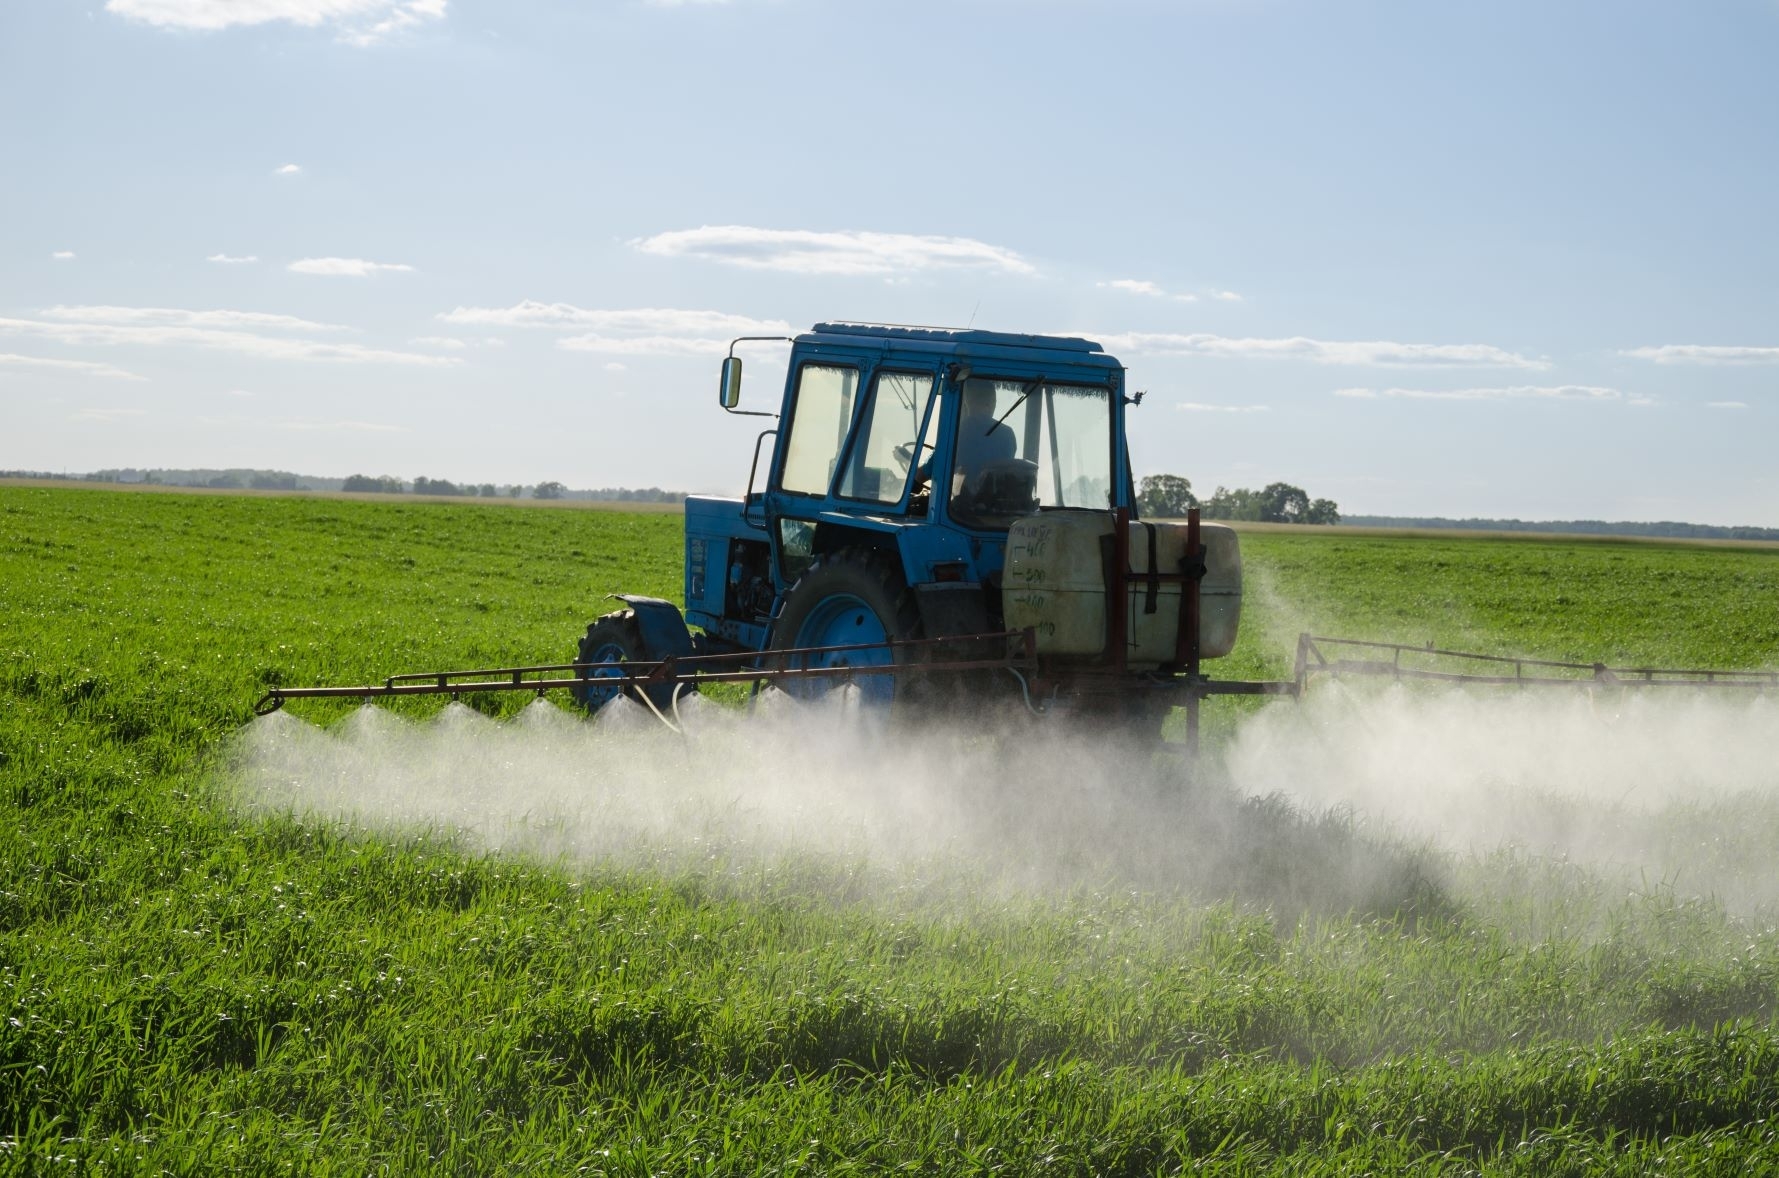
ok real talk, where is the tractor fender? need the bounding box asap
[609,594,696,659]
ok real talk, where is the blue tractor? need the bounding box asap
[570,322,1257,735]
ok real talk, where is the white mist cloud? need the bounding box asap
[1213,290,1245,303]
[1228,688,1779,910]
[207,253,259,264]
[276,164,302,175]
[1100,333,1547,369]
[1177,401,1270,413]
[227,695,1228,895]
[51,251,76,260]
[633,226,1036,277]
[289,257,415,277]
[1708,401,1750,410]
[230,682,1779,917]
[0,352,146,381]
[106,0,445,43]
[1624,344,1779,365]
[1336,384,1641,403]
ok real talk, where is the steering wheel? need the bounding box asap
[892,440,930,475]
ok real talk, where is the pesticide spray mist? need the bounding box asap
[228,679,1779,921]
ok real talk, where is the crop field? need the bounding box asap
[6,483,1779,1174]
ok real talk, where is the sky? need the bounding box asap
[2,0,1776,524]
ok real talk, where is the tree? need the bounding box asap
[478,484,498,498]
[342,474,402,493]
[1305,498,1341,525]
[1201,486,1265,521]
[1137,473,1197,518]
[532,480,566,500]
[1259,482,1310,523]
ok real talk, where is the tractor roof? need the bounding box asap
[807,322,1107,355]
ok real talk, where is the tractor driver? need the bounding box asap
[915,378,1017,498]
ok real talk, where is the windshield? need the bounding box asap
[948,378,1112,527]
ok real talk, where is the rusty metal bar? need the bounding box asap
[255,631,1039,715]
[1182,507,1204,755]
[1109,505,1131,675]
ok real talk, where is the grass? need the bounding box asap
[5,484,1779,1173]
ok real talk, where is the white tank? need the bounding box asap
[1002,511,1241,666]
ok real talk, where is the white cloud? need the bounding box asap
[1335,384,1637,402]
[0,310,455,367]
[1176,401,1270,413]
[276,164,302,175]
[632,226,1035,277]
[1213,290,1245,303]
[1623,344,1779,365]
[0,352,146,381]
[275,419,405,432]
[1708,401,1750,409]
[52,251,76,260]
[289,257,415,277]
[339,0,444,45]
[106,0,445,44]
[411,335,469,350]
[207,253,259,264]
[604,362,628,372]
[556,334,739,357]
[1099,278,1199,303]
[439,302,792,355]
[44,305,347,333]
[72,407,148,422]
[1099,332,1547,369]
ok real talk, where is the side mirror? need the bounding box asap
[719,357,743,409]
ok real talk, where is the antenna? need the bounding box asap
[966,300,980,329]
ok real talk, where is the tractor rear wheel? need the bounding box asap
[768,547,922,709]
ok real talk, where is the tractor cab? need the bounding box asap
[756,324,1124,539]
[684,323,1133,661]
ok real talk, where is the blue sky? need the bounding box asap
[3,0,1776,523]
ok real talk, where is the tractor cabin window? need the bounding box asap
[778,364,860,496]
[948,378,1113,529]
[837,371,936,506]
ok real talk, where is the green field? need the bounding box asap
[6,484,1779,1174]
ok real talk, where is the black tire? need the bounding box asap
[572,610,649,714]
[767,548,923,709]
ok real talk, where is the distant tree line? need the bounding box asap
[1137,474,1340,525]
[349,475,687,502]
[1343,516,1779,542]
[20,466,692,504]
[341,474,407,494]
[83,468,314,490]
